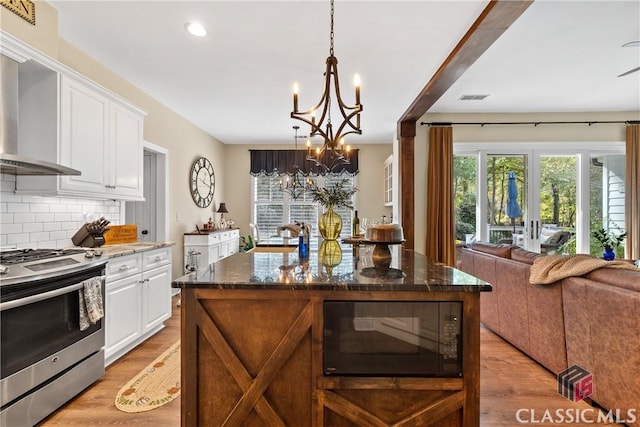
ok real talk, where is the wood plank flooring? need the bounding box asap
[39,295,618,426]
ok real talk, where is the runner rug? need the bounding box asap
[115,340,181,413]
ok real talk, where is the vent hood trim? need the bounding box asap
[0,153,81,176]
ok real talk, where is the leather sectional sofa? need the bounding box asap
[456,242,640,424]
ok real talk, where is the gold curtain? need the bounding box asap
[425,126,455,266]
[626,124,640,259]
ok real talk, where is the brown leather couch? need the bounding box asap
[456,242,567,374]
[457,242,640,425]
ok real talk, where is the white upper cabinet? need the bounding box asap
[110,102,144,198]
[59,76,110,194]
[58,76,143,199]
[3,31,145,201]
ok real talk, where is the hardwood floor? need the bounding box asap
[40,295,617,426]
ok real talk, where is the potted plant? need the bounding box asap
[308,178,357,240]
[591,228,627,260]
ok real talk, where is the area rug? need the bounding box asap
[115,340,181,413]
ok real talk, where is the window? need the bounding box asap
[253,174,356,238]
[384,155,393,206]
[453,155,477,243]
[454,142,626,256]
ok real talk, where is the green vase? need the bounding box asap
[318,205,342,240]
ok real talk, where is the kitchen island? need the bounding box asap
[172,241,491,426]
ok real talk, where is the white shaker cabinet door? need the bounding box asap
[105,274,143,360]
[110,102,144,199]
[59,76,109,194]
[141,264,171,333]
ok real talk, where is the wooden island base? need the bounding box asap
[181,288,481,427]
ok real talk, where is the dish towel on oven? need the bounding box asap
[79,276,104,331]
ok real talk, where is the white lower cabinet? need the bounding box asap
[142,264,171,332]
[105,247,172,366]
[184,229,239,272]
[105,274,142,361]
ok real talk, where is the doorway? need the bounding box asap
[125,141,169,242]
[454,142,625,255]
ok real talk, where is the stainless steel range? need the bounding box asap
[0,248,108,426]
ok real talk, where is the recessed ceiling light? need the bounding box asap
[185,22,207,37]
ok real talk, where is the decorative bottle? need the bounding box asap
[352,210,360,237]
[298,222,309,259]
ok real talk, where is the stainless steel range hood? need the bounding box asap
[0,55,81,176]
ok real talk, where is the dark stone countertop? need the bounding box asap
[172,241,491,292]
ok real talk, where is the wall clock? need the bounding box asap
[190,157,215,208]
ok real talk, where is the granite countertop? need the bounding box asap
[173,241,491,292]
[94,241,175,258]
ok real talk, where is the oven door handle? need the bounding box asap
[0,276,106,311]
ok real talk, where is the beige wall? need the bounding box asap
[1,2,226,278]
[0,2,59,57]
[224,144,393,241]
[411,111,639,254]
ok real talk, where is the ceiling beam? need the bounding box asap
[397,0,534,251]
[399,0,534,123]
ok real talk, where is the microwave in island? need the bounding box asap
[323,301,462,377]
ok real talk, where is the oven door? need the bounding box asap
[0,265,106,407]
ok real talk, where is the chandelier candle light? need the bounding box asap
[291,0,363,172]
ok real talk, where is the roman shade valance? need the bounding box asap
[249,149,359,176]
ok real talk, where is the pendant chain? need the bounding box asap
[329,0,334,56]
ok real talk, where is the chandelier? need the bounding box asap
[290,0,363,172]
[279,126,316,200]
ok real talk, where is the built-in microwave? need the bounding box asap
[323,301,462,377]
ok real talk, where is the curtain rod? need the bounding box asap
[420,120,640,127]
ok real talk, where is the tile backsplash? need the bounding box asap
[0,174,121,249]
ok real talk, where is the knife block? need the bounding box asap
[72,225,107,247]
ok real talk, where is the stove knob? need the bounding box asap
[94,250,103,257]
[85,250,95,258]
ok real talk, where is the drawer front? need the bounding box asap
[142,247,171,270]
[229,229,240,239]
[220,232,230,241]
[106,254,142,282]
[184,233,220,246]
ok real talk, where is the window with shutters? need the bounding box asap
[253,174,356,238]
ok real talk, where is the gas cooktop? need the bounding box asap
[0,248,108,285]
[0,248,88,265]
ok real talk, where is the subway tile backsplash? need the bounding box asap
[0,174,121,249]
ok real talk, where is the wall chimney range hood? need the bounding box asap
[0,55,81,176]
